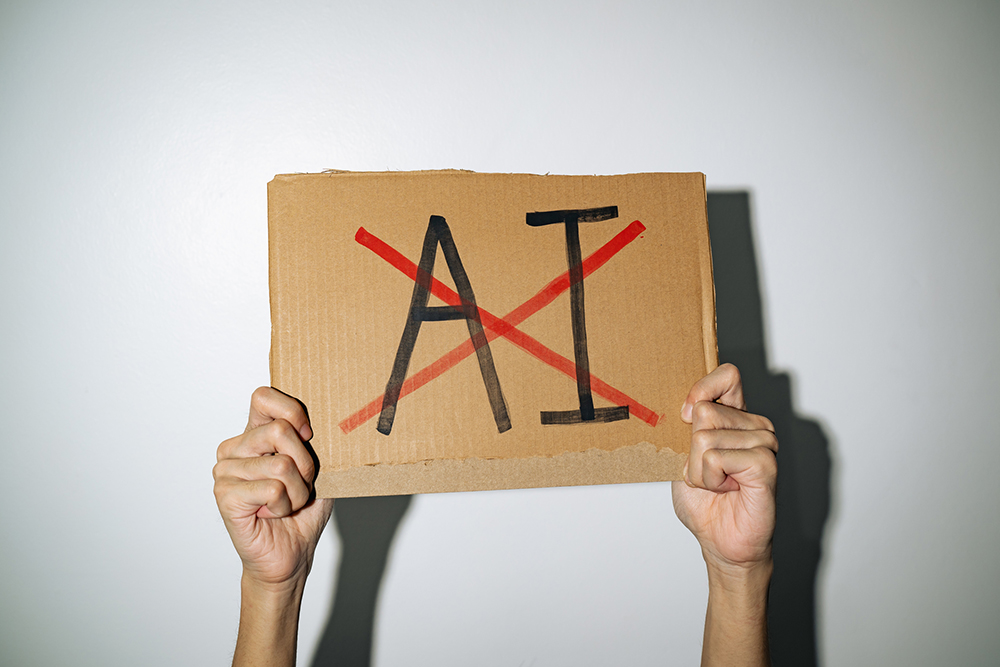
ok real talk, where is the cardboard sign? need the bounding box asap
[268,171,717,498]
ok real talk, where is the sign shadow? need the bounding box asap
[310,191,832,667]
[708,191,833,666]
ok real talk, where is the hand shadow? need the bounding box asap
[309,193,830,667]
[310,494,413,667]
[708,191,834,666]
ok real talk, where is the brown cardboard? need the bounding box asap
[268,170,717,498]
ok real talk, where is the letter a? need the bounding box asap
[377,216,511,435]
[526,206,630,425]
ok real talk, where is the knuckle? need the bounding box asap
[251,386,271,408]
[692,400,715,423]
[217,436,236,462]
[213,477,231,502]
[272,454,295,478]
[762,430,779,451]
[759,415,776,433]
[702,447,723,469]
[765,450,778,472]
[262,478,285,504]
[717,362,741,385]
[287,398,305,420]
[268,418,296,442]
[691,428,714,451]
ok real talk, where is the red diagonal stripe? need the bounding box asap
[339,221,660,432]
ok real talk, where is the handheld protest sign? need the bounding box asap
[268,171,717,498]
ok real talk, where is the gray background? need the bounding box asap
[2,1,998,665]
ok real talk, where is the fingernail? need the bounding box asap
[301,424,313,441]
[681,402,693,423]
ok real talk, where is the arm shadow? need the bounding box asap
[309,192,832,666]
[708,191,835,667]
[310,494,413,667]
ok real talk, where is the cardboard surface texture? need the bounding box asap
[268,170,717,498]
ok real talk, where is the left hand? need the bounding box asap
[672,364,778,572]
[214,387,334,592]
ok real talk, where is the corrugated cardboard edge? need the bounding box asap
[699,173,720,373]
[314,441,687,498]
[267,181,279,392]
[316,168,477,175]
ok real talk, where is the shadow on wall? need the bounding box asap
[310,494,412,667]
[310,192,833,667]
[708,191,833,667]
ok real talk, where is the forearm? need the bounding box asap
[701,558,772,667]
[233,574,306,667]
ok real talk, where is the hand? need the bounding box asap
[673,364,777,666]
[213,387,334,591]
[672,364,778,573]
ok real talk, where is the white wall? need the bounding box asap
[2,1,998,665]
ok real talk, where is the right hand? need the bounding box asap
[672,364,777,574]
[213,387,334,590]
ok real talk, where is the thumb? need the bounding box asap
[681,363,745,422]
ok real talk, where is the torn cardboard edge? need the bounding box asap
[314,441,688,498]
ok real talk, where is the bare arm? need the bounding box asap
[673,364,777,667]
[232,577,306,667]
[214,387,334,667]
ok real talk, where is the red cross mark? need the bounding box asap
[339,220,661,433]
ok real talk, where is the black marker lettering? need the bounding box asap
[378,216,511,435]
[527,207,629,425]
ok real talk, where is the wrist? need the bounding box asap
[241,570,307,607]
[234,574,305,667]
[704,551,773,581]
[704,555,772,618]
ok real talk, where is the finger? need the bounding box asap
[214,476,294,520]
[213,454,312,512]
[222,419,316,485]
[239,419,317,484]
[691,400,775,435]
[217,433,243,462]
[686,428,778,488]
[681,363,745,422]
[700,447,777,495]
[247,386,312,441]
